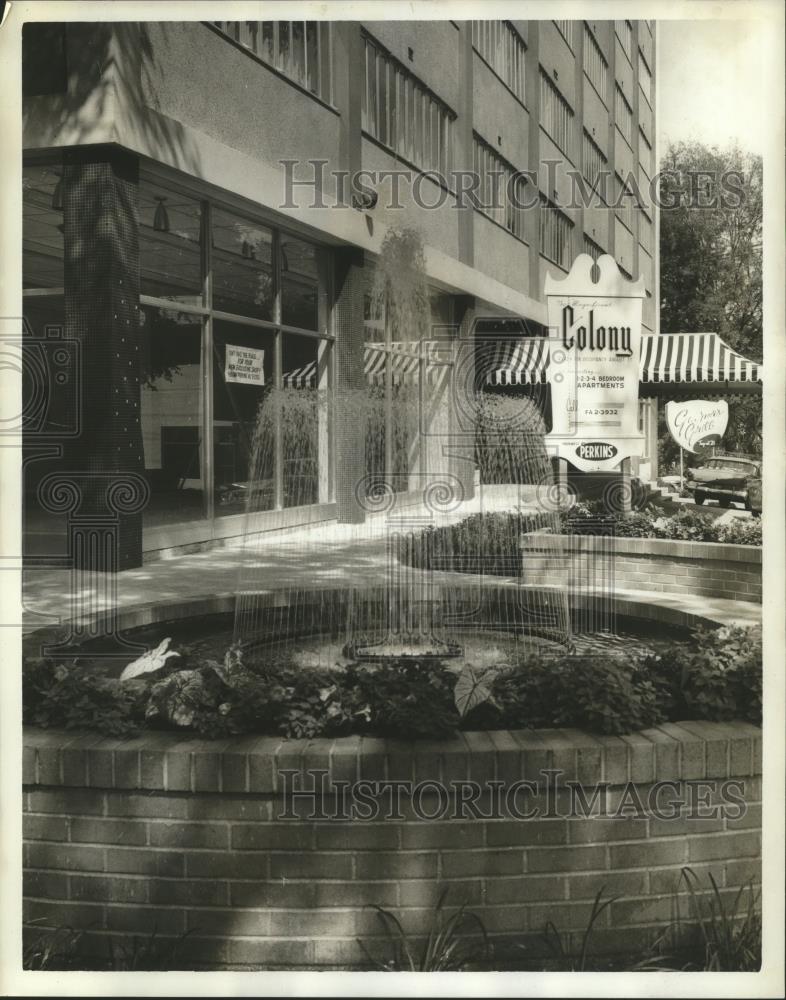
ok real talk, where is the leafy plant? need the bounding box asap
[104,927,195,971]
[714,517,762,545]
[674,624,763,724]
[642,867,762,972]
[358,889,489,971]
[23,658,141,737]
[539,887,618,971]
[23,925,86,970]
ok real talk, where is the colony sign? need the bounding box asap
[665,399,728,454]
[545,254,646,473]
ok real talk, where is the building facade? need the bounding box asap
[22,18,657,566]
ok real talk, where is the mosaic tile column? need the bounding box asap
[62,148,145,570]
[333,247,367,523]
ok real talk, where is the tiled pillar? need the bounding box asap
[333,247,367,523]
[62,147,145,570]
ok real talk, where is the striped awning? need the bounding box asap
[639,332,762,386]
[484,332,761,389]
[282,342,450,388]
[485,338,550,387]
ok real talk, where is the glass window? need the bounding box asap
[583,24,608,101]
[139,182,202,305]
[22,165,64,289]
[139,305,205,526]
[362,32,455,175]
[212,21,334,104]
[212,209,274,320]
[213,320,276,517]
[471,21,526,102]
[281,333,322,507]
[540,70,574,159]
[21,293,70,558]
[281,237,320,330]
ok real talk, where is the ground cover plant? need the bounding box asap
[23,624,762,740]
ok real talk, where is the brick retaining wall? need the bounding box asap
[23,723,762,969]
[521,534,762,604]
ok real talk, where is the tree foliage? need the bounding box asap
[658,142,762,464]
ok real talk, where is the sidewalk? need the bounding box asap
[22,499,761,640]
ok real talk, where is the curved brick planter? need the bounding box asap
[521,535,762,604]
[23,722,762,969]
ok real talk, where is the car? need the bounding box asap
[684,454,762,514]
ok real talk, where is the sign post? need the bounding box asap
[544,255,646,507]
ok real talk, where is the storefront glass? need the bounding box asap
[139,182,202,306]
[139,305,205,526]
[213,320,276,517]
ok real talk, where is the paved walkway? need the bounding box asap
[22,492,761,640]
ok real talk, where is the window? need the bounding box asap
[638,49,652,105]
[540,71,574,159]
[212,21,333,104]
[615,20,633,62]
[471,21,526,102]
[638,128,652,177]
[583,235,604,261]
[553,20,575,50]
[639,209,653,252]
[539,194,573,268]
[473,136,528,240]
[583,24,608,101]
[362,33,455,176]
[615,84,633,145]
[614,176,635,233]
[582,130,608,196]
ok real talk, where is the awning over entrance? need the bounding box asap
[282,343,450,388]
[639,332,761,387]
[485,338,550,386]
[485,332,762,391]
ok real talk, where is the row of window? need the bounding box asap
[212,21,334,105]
[638,49,652,105]
[540,70,575,159]
[615,84,634,145]
[582,130,608,194]
[583,23,608,100]
[361,34,455,177]
[553,20,575,50]
[471,21,526,102]
[539,195,574,268]
[472,136,527,240]
[615,19,633,62]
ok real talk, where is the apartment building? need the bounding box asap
[22,19,657,565]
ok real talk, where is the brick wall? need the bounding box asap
[521,534,762,604]
[23,723,762,969]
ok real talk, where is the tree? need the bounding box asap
[659,141,762,462]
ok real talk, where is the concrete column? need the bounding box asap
[62,147,145,570]
[456,22,474,269]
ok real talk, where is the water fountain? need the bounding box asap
[230,230,572,670]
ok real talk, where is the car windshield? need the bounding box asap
[706,459,754,473]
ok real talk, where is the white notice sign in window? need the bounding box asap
[225,345,265,386]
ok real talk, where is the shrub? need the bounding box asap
[714,518,762,545]
[653,507,718,541]
[470,654,668,736]
[23,658,141,737]
[23,624,761,739]
[675,625,762,725]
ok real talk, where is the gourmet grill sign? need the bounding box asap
[545,254,646,473]
[665,399,729,454]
